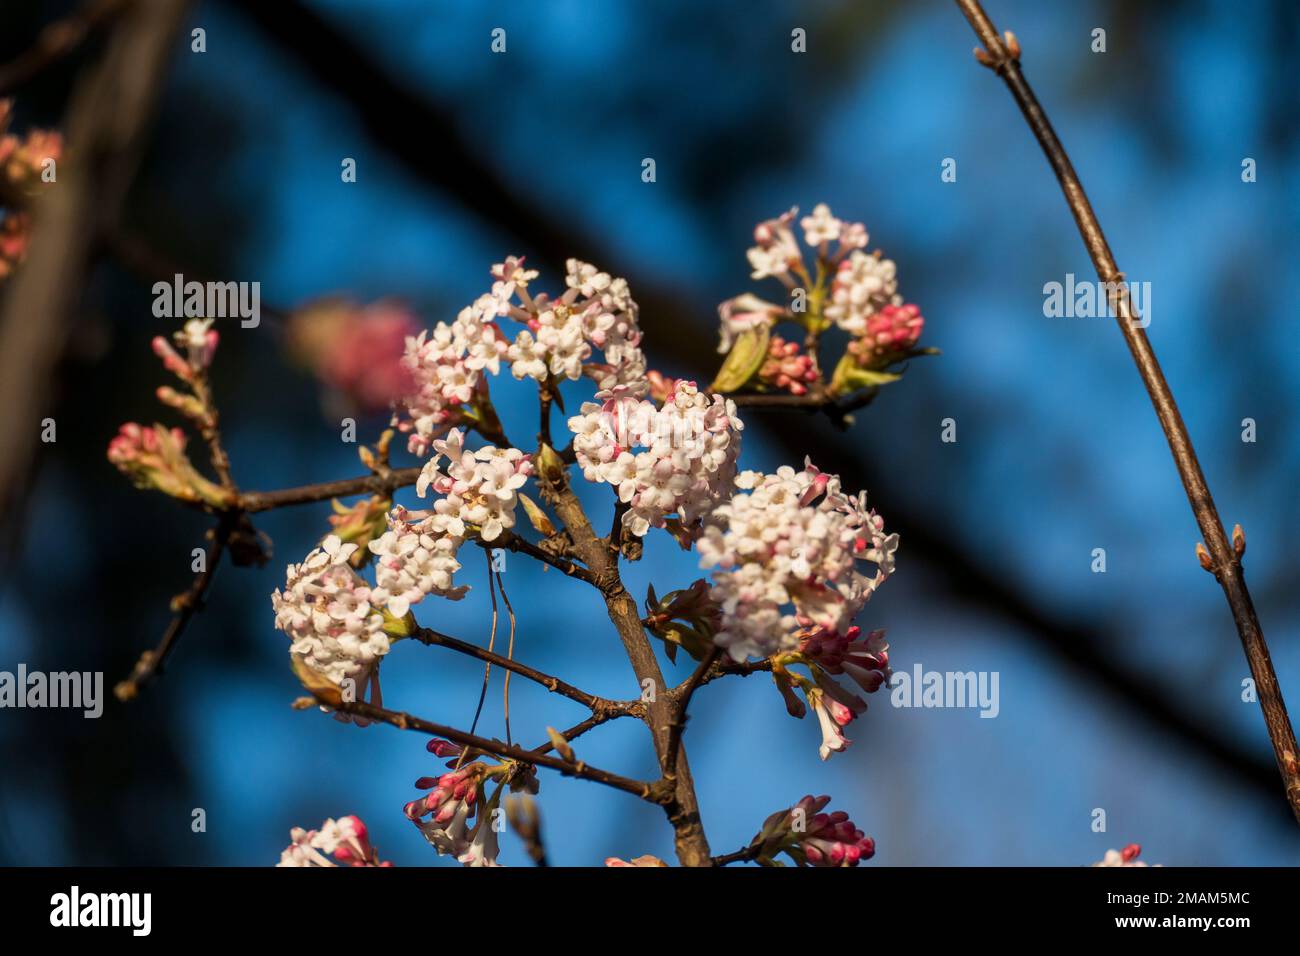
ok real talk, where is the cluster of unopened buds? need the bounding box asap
[106,422,228,506]
[277,815,390,867]
[844,303,925,370]
[752,795,876,867]
[287,298,420,414]
[758,335,819,395]
[771,624,892,760]
[0,99,61,283]
[403,739,537,867]
[108,319,234,507]
[712,202,932,400]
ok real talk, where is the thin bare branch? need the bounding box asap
[238,466,423,513]
[322,695,661,802]
[955,0,1300,822]
[114,516,232,701]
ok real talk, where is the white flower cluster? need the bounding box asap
[390,256,646,456]
[745,203,869,283]
[392,300,508,456]
[367,507,467,619]
[502,257,647,393]
[823,250,901,336]
[271,535,390,685]
[273,428,537,686]
[568,381,743,537]
[698,462,897,661]
[416,428,533,542]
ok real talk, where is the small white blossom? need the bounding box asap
[458,817,503,867]
[746,207,802,280]
[800,202,842,247]
[490,255,539,302]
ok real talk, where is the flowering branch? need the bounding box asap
[707,204,935,421]
[113,243,901,867]
[955,0,1300,823]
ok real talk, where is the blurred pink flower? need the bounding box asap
[287,298,419,413]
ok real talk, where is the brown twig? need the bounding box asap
[528,708,642,759]
[483,531,600,586]
[662,646,721,785]
[114,516,233,701]
[711,842,764,867]
[190,372,237,491]
[237,466,424,513]
[323,695,661,802]
[411,626,624,715]
[955,0,1300,822]
[726,385,879,429]
[537,464,713,865]
[537,381,554,450]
